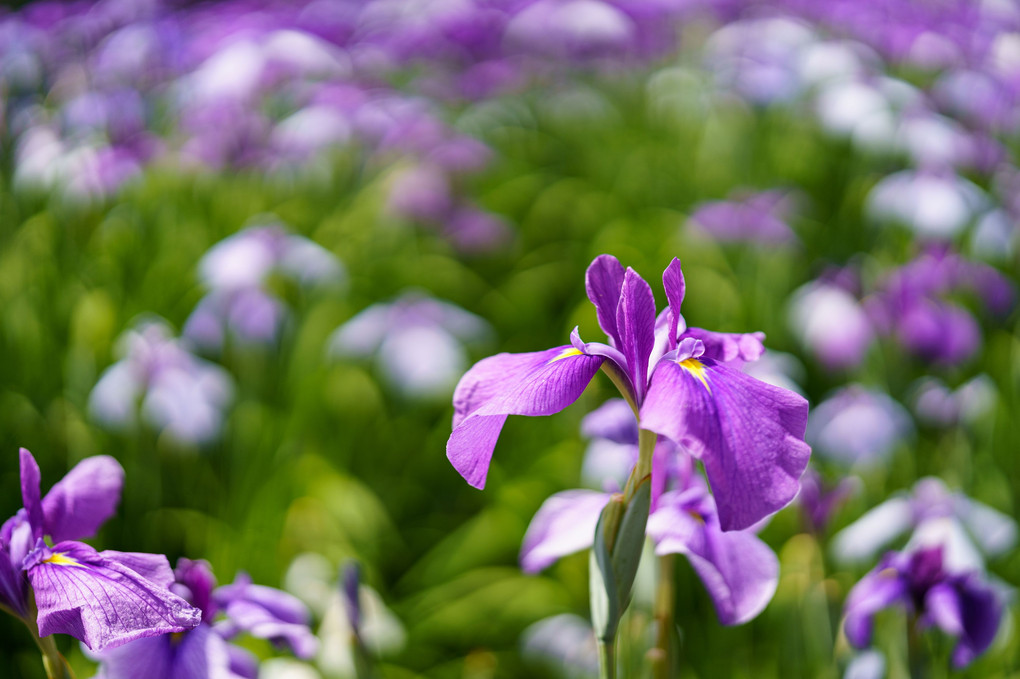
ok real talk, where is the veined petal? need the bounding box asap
[42,456,124,543]
[520,490,611,573]
[26,541,201,651]
[641,359,810,531]
[20,448,44,540]
[649,490,778,625]
[615,268,657,403]
[585,255,626,347]
[447,347,603,488]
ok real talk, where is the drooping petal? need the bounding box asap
[924,582,963,636]
[662,258,686,351]
[585,254,626,347]
[843,561,908,649]
[520,490,610,573]
[641,359,810,530]
[954,496,1018,558]
[615,268,657,403]
[648,490,779,625]
[950,574,1003,668]
[19,448,44,539]
[42,456,124,543]
[831,497,914,565]
[25,541,201,651]
[448,347,603,488]
[216,599,319,659]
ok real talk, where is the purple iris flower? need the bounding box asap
[796,467,857,535]
[448,254,810,531]
[788,276,874,371]
[521,411,779,625]
[832,477,1017,571]
[843,546,1003,668]
[0,448,200,650]
[91,558,317,679]
[911,375,996,427]
[688,189,798,245]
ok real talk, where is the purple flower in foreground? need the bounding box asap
[448,255,810,531]
[0,448,200,650]
[688,189,798,245]
[520,414,779,625]
[843,546,1003,668]
[92,559,317,679]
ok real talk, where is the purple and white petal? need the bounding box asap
[42,455,124,543]
[520,490,611,573]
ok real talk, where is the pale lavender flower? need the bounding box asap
[0,448,200,650]
[843,546,1003,668]
[89,318,234,445]
[911,375,997,427]
[866,169,987,239]
[521,614,598,679]
[806,385,914,467]
[688,189,798,245]
[450,255,809,531]
[788,277,874,371]
[185,222,344,350]
[330,292,490,399]
[832,477,1017,571]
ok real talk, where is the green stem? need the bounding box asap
[650,554,676,679]
[599,363,638,416]
[23,620,75,679]
[598,637,616,679]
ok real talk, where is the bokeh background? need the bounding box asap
[0,0,1018,677]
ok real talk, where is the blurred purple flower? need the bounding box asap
[866,169,987,239]
[449,255,809,531]
[911,375,997,427]
[788,278,874,371]
[806,385,913,467]
[832,477,1017,571]
[843,546,1003,668]
[330,292,491,399]
[89,318,234,445]
[1,448,200,650]
[185,222,344,351]
[688,189,798,245]
[92,559,317,679]
[521,614,598,679]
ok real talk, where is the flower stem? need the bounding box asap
[598,637,616,679]
[23,621,75,679]
[650,554,676,679]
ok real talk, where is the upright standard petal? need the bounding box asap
[641,359,810,531]
[648,489,779,625]
[615,268,657,402]
[585,255,626,347]
[447,347,603,488]
[662,258,686,351]
[20,448,45,539]
[26,542,201,651]
[42,455,124,543]
[520,490,611,573]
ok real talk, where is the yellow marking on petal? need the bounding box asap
[679,358,710,391]
[42,552,84,568]
[550,347,583,363]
